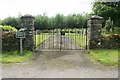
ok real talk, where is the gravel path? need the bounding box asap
[2,34,118,78]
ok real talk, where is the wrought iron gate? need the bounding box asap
[34,28,87,51]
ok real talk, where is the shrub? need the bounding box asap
[0,25,17,31]
[101,34,120,49]
[2,32,20,51]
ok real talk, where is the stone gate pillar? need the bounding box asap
[87,15,103,49]
[21,14,35,51]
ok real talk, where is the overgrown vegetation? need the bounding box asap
[90,49,118,66]
[2,50,32,63]
[92,1,120,27]
[0,25,17,31]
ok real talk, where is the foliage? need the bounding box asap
[101,34,120,49]
[105,17,114,32]
[2,50,32,63]
[1,17,21,29]
[2,32,19,51]
[0,25,17,31]
[34,13,88,30]
[1,13,88,30]
[92,1,120,27]
[90,49,118,66]
[102,27,120,35]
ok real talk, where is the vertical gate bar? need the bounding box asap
[86,27,87,50]
[35,31,37,49]
[82,28,83,49]
[50,29,51,49]
[34,31,36,49]
[79,29,80,49]
[60,29,62,51]
[81,28,83,49]
[42,31,43,49]
[58,28,60,50]
[44,31,45,49]
[68,28,70,50]
[43,31,44,49]
[81,28,82,49]
[75,28,76,50]
[39,31,40,49]
[39,30,40,49]
[71,29,72,50]
[48,29,50,49]
[78,28,81,49]
[65,28,69,49]
[84,29,85,49]
[79,29,80,50]
[82,29,84,49]
[84,28,85,49]
[53,29,54,50]
[65,29,66,50]
[64,29,65,50]
[50,29,52,50]
[83,29,84,49]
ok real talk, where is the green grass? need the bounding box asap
[34,33,49,47]
[1,50,32,63]
[66,33,86,48]
[90,49,118,66]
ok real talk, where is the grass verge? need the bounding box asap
[90,49,118,66]
[1,50,32,63]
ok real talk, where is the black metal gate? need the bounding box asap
[34,28,87,51]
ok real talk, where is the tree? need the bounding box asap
[92,1,120,27]
[35,15,49,30]
[1,17,20,29]
[54,14,65,29]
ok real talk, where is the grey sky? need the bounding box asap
[0,0,94,19]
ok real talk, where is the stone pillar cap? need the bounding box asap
[21,14,35,19]
[90,15,103,20]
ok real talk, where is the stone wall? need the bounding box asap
[2,32,20,51]
[101,34,120,49]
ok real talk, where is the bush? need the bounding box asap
[2,32,20,51]
[101,34,120,49]
[0,25,17,31]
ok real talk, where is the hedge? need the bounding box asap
[101,34,120,49]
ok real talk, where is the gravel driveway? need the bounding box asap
[2,34,118,78]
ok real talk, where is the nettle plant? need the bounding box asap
[0,25,17,32]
